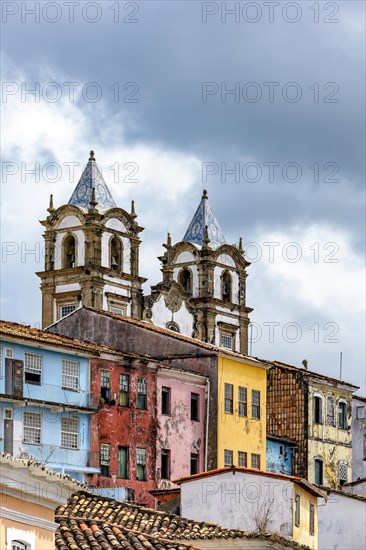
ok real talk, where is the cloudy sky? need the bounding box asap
[1,1,365,391]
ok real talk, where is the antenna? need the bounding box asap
[339,352,343,380]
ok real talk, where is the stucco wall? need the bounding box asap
[352,397,366,481]
[318,491,366,549]
[156,372,206,488]
[266,439,293,476]
[292,484,318,550]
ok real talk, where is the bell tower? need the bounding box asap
[144,190,253,354]
[37,151,146,328]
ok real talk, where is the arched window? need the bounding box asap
[222,271,232,302]
[313,394,323,424]
[338,400,348,429]
[110,237,123,271]
[179,268,192,293]
[338,461,348,487]
[63,234,76,268]
[166,321,180,333]
[314,457,323,485]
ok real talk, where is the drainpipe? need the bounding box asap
[205,378,210,472]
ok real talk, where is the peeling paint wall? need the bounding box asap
[156,371,207,489]
[308,382,352,488]
[266,439,293,475]
[88,357,157,507]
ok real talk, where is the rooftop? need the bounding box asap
[55,491,310,550]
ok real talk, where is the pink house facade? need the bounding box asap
[156,367,208,489]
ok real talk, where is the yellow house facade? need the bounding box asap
[293,482,320,549]
[217,353,268,470]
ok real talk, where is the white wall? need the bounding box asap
[318,491,366,549]
[151,294,194,337]
[180,470,294,539]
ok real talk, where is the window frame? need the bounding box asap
[313,395,323,424]
[118,446,129,479]
[119,374,130,407]
[100,443,111,477]
[191,392,199,421]
[24,352,42,385]
[295,493,301,527]
[251,389,260,420]
[23,411,41,445]
[224,449,233,467]
[251,453,260,470]
[190,453,199,475]
[314,457,323,485]
[161,386,171,416]
[309,503,315,536]
[338,461,348,487]
[61,359,80,392]
[238,386,247,417]
[224,383,234,414]
[137,377,147,409]
[136,447,147,481]
[60,416,79,450]
[161,449,171,480]
[238,451,247,467]
[220,334,233,350]
[100,370,111,404]
[60,304,76,318]
[338,400,347,430]
[325,395,336,426]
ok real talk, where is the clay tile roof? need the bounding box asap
[55,491,310,550]
[0,319,101,355]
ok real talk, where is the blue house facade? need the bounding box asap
[266,436,295,475]
[0,321,100,482]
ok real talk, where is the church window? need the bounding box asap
[221,334,233,350]
[222,270,232,302]
[60,304,76,318]
[166,321,180,333]
[179,268,192,293]
[110,236,123,271]
[63,234,76,268]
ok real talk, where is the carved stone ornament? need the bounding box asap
[164,288,182,312]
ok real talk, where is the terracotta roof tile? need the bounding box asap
[55,491,310,549]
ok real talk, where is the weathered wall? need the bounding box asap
[217,356,267,470]
[88,356,157,507]
[292,483,318,550]
[267,366,308,478]
[48,307,220,469]
[352,396,366,481]
[318,491,366,549]
[156,371,207,488]
[266,439,293,475]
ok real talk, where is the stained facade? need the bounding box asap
[351,395,366,481]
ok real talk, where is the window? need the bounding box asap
[179,268,192,293]
[162,386,171,415]
[61,417,78,449]
[5,347,14,358]
[60,304,76,318]
[24,352,42,385]
[161,449,170,479]
[222,270,232,302]
[23,411,41,444]
[119,374,130,406]
[166,321,180,333]
[224,383,233,414]
[110,237,122,270]
[238,387,247,417]
[252,390,260,419]
[100,370,111,403]
[136,448,146,480]
[314,458,323,485]
[313,395,323,424]
[338,401,347,429]
[338,462,348,487]
[191,393,199,421]
[224,449,233,467]
[221,334,233,350]
[309,503,315,536]
[356,406,365,420]
[63,234,76,268]
[137,377,147,409]
[62,359,79,391]
[238,451,247,467]
[118,446,129,479]
[11,543,29,550]
[190,453,199,475]
[100,444,110,476]
[251,453,260,469]
[326,396,336,426]
[295,494,300,527]
[110,306,125,315]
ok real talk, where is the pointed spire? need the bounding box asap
[167,232,172,247]
[88,186,99,213]
[47,194,55,216]
[238,237,243,254]
[68,151,116,213]
[182,191,226,249]
[131,200,137,220]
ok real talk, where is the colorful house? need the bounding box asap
[266,435,296,475]
[0,321,100,482]
[0,452,83,550]
[176,467,326,550]
[267,360,358,488]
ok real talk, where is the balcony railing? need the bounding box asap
[21,382,92,408]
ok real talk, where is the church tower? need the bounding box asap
[144,190,252,354]
[37,151,146,328]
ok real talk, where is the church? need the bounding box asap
[37,151,253,355]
